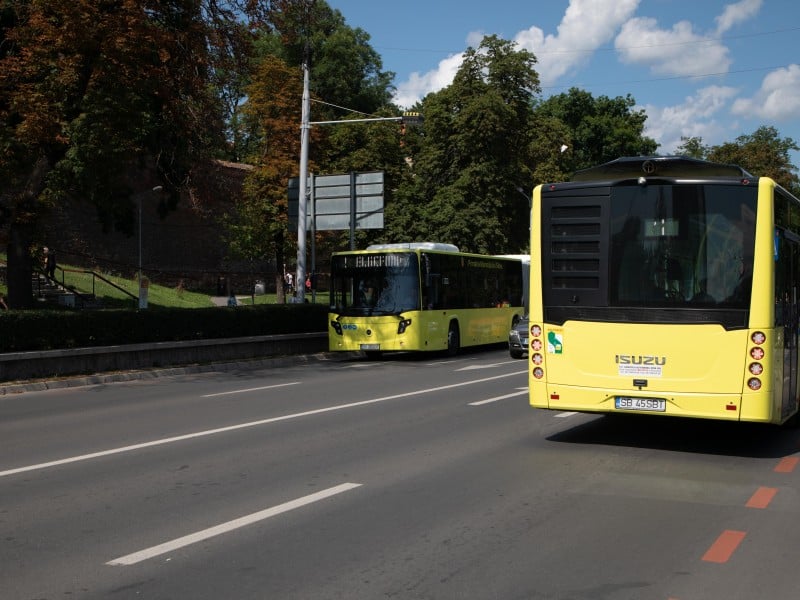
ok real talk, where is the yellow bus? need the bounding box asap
[529,156,800,424]
[329,243,525,356]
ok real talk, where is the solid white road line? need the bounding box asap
[555,411,579,418]
[0,370,526,478]
[106,482,362,566]
[202,381,300,397]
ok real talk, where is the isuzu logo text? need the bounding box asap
[615,355,666,365]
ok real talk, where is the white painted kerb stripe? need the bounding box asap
[0,370,526,478]
[469,390,527,406]
[202,381,300,397]
[106,482,362,566]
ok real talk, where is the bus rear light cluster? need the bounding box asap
[747,331,766,391]
[530,324,544,379]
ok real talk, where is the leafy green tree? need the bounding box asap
[229,54,312,302]
[263,0,394,120]
[706,126,800,195]
[0,0,257,308]
[394,35,540,253]
[532,88,658,175]
[673,136,709,159]
[227,0,401,267]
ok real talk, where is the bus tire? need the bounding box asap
[447,321,460,356]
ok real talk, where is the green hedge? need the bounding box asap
[0,303,329,352]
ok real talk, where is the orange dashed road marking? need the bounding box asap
[746,486,778,509]
[774,456,799,473]
[702,530,747,563]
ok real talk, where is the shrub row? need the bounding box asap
[0,303,329,353]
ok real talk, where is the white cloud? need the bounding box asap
[641,85,739,153]
[393,52,464,108]
[515,0,640,83]
[731,64,800,121]
[392,0,640,107]
[615,17,731,77]
[715,0,763,36]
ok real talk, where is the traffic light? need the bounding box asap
[401,111,423,128]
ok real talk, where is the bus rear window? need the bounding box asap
[608,184,757,308]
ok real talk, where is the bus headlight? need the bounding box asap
[398,318,412,334]
[331,321,343,335]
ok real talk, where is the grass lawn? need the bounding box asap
[0,254,328,308]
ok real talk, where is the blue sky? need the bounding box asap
[328,0,800,167]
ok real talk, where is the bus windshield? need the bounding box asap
[610,184,757,308]
[330,252,421,315]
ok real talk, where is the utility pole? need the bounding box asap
[296,59,311,302]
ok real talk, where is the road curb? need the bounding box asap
[0,351,356,396]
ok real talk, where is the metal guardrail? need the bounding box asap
[38,266,138,308]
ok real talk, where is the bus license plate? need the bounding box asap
[360,344,380,350]
[615,397,666,412]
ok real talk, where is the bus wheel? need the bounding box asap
[447,322,460,356]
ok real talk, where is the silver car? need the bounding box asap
[508,316,529,359]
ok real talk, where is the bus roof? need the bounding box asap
[571,156,753,182]
[365,242,460,252]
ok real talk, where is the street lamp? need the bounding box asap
[138,185,163,309]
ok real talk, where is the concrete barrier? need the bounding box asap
[0,332,328,384]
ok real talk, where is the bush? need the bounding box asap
[0,303,329,352]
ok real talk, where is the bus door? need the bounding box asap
[776,229,800,420]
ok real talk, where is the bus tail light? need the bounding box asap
[746,331,765,392]
[530,324,544,379]
[397,318,412,334]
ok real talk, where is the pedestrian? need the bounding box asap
[227,292,238,307]
[43,246,56,279]
[305,274,312,293]
[0,294,8,310]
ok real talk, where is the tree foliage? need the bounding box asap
[532,87,658,176]
[392,35,539,253]
[706,126,800,195]
[0,0,263,307]
[226,54,309,300]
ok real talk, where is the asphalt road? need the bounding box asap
[2,346,800,600]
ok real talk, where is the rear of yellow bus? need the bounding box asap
[528,157,799,424]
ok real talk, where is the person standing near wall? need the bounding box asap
[43,246,56,279]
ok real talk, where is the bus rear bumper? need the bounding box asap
[530,383,781,423]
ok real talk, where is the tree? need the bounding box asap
[0,0,255,308]
[394,35,540,253]
[706,126,800,195]
[227,0,400,267]
[263,0,394,121]
[673,136,709,159]
[532,88,658,175]
[229,54,312,302]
